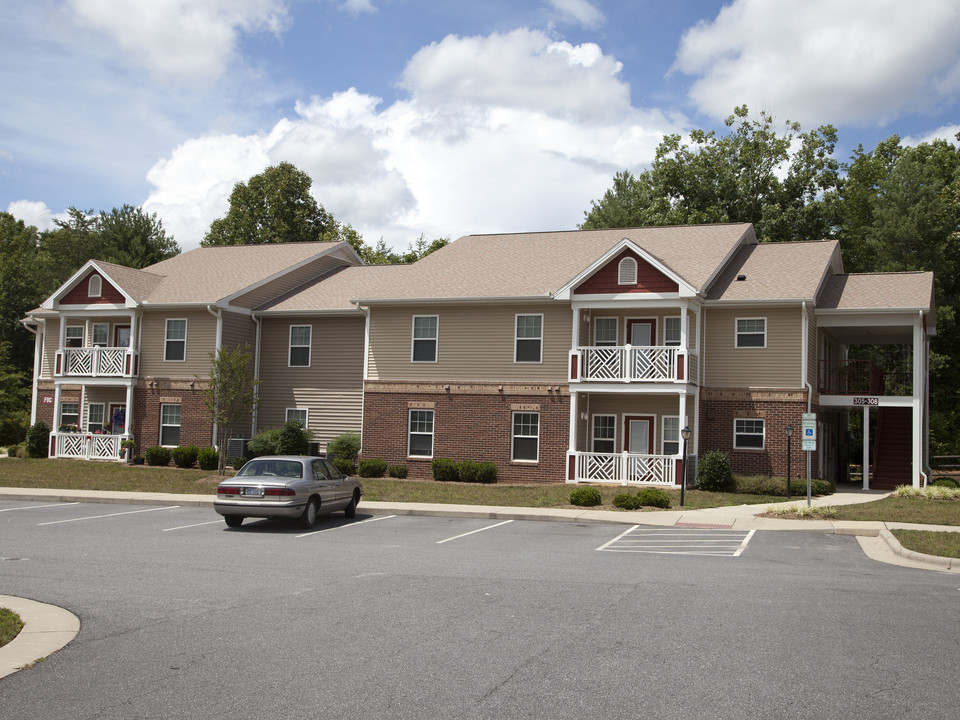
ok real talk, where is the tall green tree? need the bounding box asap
[201,345,260,475]
[350,234,449,265]
[96,204,180,268]
[582,105,841,242]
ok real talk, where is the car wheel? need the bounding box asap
[344,489,360,519]
[224,515,243,528]
[300,498,319,528]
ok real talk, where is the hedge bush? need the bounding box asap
[696,450,735,492]
[25,421,50,459]
[276,420,310,455]
[613,492,642,510]
[388,464,408,479]
[457,460,498,483]
[172,444,199,468]
[637,487,671,508]
[358,458,388,478]
[334,458,355,476]
[569,486,602,506]
[232,456,247,470]
[432,458,459,482]
[247,428,281,458]
[931,477,959,489]
[327,432,361,463]
[145,446,171,466]
[198,448,219,471]
[733,475,834,497]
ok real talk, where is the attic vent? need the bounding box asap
[618,257,638,285]
[88,274,102,297]
[736,274,747,281]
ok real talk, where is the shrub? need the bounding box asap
[334,458,355,475]
[636,487,671,508]
[388,464,408,479]
[432,458,459,482]
[358,457,388,478]
[6,444,19,457]
[232,456,247,470]
[25,421,50,459]
[733,474,835,497]
[144,446,171,466]
[16,443,27,459]
[613,492,642,510]
[931,477,959,489]
[696,450,734,492]
[198,448,219,471]
[247,428,281,458]
[327,432,362,463]
[276,420,310,455]
[569,486,602,506]
[473,462,498,484]
[171,444,199,468]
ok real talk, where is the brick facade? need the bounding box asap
[699,388,819,478]
[361,381,569,483]
[133,384,213,455]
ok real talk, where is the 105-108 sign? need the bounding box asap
[853,397,879,406]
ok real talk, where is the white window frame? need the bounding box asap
[288,325,312,368]
[664,317,681,347]
[65,325,84,347]
[618,257,638,285]
[164,319,187,362]
[734,418,765,450]
[662,416,680,456]
[592,414,616,454]
[514,314,543,364]
[285,408,308,427]
[594,317,618,347]
[160,403,182,447]
[408,409,434,458]
[511,411,540,462]
[735,317,766,349]
[60,402,79,429]
[92,323,109,347]
[87,403,105,432]
[411,315,438,363]
[88,275,102,298]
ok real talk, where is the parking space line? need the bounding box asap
[597,526,755,557]
[162,520,225,532]
[37,506,179,526]
[296,514,396,538]
[596,524,640,551]
[436,519,514,545]
[733,529,756,557]
[0,502,80,513]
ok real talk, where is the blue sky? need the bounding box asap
[3,0,960,251]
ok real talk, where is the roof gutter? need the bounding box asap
[351,294,554,306]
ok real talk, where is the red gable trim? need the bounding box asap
[60,271,126,305]
[573,249,679,295]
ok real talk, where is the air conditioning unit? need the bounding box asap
[226,438,248,461]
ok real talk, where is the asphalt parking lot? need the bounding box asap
[3,499,960,719]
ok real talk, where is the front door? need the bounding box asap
[627,319,656,378]
[625,415,655,482]
[109,404,126,435]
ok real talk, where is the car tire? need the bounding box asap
[300,498,319,528]
[344,490,360,519]
[224,515,243,528]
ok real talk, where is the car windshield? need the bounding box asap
[237,459,303,479]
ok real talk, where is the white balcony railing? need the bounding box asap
[571,346,687,383]
[573,452,683,485]
[52,432,129,462]
[55,347,138,378]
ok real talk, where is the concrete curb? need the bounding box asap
[0,595,80,680]
[878,528,960,571]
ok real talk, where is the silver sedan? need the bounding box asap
[214,456,362,528]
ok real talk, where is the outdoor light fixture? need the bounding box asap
[785,425,794,500]
[680,426,692,507]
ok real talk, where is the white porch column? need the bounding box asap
[567,391,579,483]
[912,312,924,487]
[862,406,870,490]
[125,383,135,434]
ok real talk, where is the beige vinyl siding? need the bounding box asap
[232,256,350,309]
[257,315,365,450]
[805,304,817,391]
[583,394,684,454]
[703,306,802,387]
[579,309,697,348]
[221,311,256,350]
[367,303,571,382]
[41,319,59,378]
[139,309,218,378]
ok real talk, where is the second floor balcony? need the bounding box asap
[55,346,139,379]
[570,345,688,383]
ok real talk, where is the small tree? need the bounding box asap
[200,344,260,475]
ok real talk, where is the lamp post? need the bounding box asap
[785,424,794,500]
[680,426,692,507]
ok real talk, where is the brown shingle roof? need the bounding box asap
[257,265,413,312]
[93,261,164,302]
[706,241,840,302]
[817,272,934,311]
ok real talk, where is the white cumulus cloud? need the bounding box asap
[672,0,960,127]
[546,0,605,29]
[6,200,59,231]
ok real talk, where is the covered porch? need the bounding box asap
[48,379,136,462]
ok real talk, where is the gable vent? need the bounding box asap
[618,257,638,285]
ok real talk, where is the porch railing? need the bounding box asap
[571,346,686,383]
[55,347,138,378]
[574,452,683,485]
[51,432,129,462]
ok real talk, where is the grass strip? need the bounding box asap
[0,608,24,649]
[891,529,960,559]
[824,496,960,526]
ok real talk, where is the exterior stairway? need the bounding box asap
[871,407,913,489]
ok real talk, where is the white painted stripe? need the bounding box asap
[162,520,225,531]
[296,514,396,538]
[733,529,756,557]
[436,519,514,545]
[595,524,640,551]
[0,502,80,513]
[37,506,179,526]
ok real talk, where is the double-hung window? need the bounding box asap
[286,408,308,427]
[736,318,766,348]
[592,415,615,453]
[65,326,84,348]
[164,319,187,361]
[289,325,311,367]
[87,403,105,433]
[160,404,181,446]
[664,317,681,347]
[734,418,765,449]
[408,409,434,457]
[92,323,109,347]
[412,316,438,362]
[515,314,543,363]
[512,412,539,462]
[60,402,79,429]
[662,416,680,455]
[594,318,618,346]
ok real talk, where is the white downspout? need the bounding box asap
[353,301,371,456]
[206,305,223,449]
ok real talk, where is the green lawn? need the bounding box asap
[891,529,960,559]
[0,608,23,649]
[825,495,960,526]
